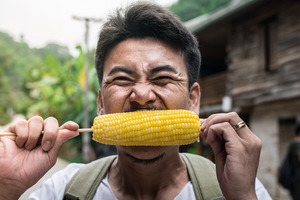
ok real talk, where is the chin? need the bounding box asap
[117,146,173,160]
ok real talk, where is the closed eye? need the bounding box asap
[155,76,173,80]
[151,76,174,86]
[113,76,131,81]
[111,76,134,86]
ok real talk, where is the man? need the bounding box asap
[0,2,271,200]
[281,122,300,200]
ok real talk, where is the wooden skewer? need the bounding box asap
[0,128,93,137]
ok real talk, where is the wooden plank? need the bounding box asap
[200,72,227,106]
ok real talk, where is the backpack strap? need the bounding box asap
[64,155,117,200]
[181,153,225,200]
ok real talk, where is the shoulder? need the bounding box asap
[70,155,117,179]
[27,163,86,199]
[40,162,87,186]
[181,153,215,168]
[52,162,87,181]
[63,155,117,199]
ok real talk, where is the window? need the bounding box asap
[279,117,296,160]
[260,16,278,72]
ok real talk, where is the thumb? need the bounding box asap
[48,121,79,158]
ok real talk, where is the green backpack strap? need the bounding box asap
[181,153,225,200]
[64,155,117,200]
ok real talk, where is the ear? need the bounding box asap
[97,89,104,115]
[188,82,201,115]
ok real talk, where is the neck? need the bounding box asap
[108,148,189,199]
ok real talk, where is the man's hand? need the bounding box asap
[0,116,79,200]
[201,112,262,200]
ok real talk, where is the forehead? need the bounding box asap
[103,37,186,75]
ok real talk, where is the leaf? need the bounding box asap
[27,101,48,114]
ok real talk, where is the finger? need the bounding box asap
[8,120,28,148]
[206,112,249,138]
[41,117,59,152]
[25,116,44,150]
[200,118,206,134]
[205,123,227,176]
[58,121,79,143]
[60,121,80,132]
[232,121,248,135]
[200,118,210,140]
[206,112,242,127]
[205,123,225,154]
[48,121,79,158]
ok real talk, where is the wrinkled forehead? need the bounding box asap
[102,37,186,75]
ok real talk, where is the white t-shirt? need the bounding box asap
[28,162,272,200]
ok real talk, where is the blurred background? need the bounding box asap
[0,0,299,199]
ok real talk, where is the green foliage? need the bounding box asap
[169,0,232,22]
[25,47,98,126]
[0,31,100,162]
[34,43,72,63]
[0,31,98,127]
[0,32,43,124]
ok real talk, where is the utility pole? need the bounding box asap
[73,16,102,163]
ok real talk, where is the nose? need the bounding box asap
[129,83,156,106]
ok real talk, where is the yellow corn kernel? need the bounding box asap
[91,109,201,146]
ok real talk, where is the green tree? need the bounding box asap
[25,46,99,162]
[169,0,232,22]
[25,46,98,126]
[35,43,72,63]
[0,32,98,126]
[0,32,43,124]
[0,31,101,162]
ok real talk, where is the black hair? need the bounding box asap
[95,2,201,88]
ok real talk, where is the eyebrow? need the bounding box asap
[107,65,178,77]
[149,65,178,75]
[107,66,136,76]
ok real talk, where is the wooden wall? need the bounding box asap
[226,0,300,108]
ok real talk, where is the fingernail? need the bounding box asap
[43,141,52,151]
[200,120,206,130]
[71,121,78,126]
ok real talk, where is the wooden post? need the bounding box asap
[73,16,102,162]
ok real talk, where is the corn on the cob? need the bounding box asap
[91,109,200,146]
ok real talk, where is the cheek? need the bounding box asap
[154,85,189,109]
[102,87,131,113]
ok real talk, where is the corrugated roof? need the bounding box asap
[184,0,262,33]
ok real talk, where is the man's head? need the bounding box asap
[94,2,201,161]
[95,2,201,89]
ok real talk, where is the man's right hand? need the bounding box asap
[0,116,79,200]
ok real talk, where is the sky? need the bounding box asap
[0,0,177,56]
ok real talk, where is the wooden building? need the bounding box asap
[185,0,300,199]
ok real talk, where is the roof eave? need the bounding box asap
[184,0,263,33]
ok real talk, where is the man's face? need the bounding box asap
[97,37,200,161]
[99,37,199,114]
